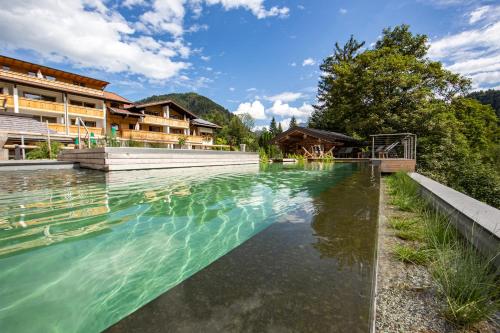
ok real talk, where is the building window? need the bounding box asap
[144,110,161,117]
[23,92,56,102]
[2,65,9,71]
[35,116,57,123]
[70,100,97,109]
[73,81,86,87]
[129,124,136,130]
[110,102,120,108]
[170,128,183,134]
[149,126,162,132]
[71,119,97,127]
[111,124,119,132]
[45,75,56,81]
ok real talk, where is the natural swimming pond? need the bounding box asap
[0,162,379,332]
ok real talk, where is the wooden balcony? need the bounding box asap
[121,129,203,143]
[0,69,105,98]
[68,104,104,118]
[0,94,103,118]
[140,115,189,129]
[19,96,64,114]
[48,123,104,136]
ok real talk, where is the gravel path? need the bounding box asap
[374,179,497,333]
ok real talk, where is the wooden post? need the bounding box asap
[21,135,25,160]
[371,136,375,159]
[46,120,52,159]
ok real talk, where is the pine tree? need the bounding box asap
[277,122,283,133]
[269,117,278,136]
[289,116,298,128]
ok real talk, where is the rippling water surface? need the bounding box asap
[0,163,359,333]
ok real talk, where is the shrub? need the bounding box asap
[27,141,62,160]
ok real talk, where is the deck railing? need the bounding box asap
[370,133,417,159]
[48,123,104,136]
[1,94,104,118]
[121,129,204,143]
[140,115,189,128]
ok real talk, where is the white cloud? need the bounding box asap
[205,0,289,19]
[265,92,304,103]
[290,62,297,67]
[429,7,500,89]
[122,0,147,8]
[302,58,315,66]
[200,55,211,61]
[246,87,257,92]
[0,0,189,80]
[233,100,266,119]
[279,118,291,131]
[267,101,313,118]
[339,8,347,14]
[229,87,235,91]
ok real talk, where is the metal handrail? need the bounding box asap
[76,117,90,149]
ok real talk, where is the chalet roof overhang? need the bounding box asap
[0,73,106,100]
[131,99,198,119]
[0,55,109,88]
[271,127,362,145]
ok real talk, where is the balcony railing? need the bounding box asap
[48,123,104,136]
[19,96,65,114]
[0,69,105,98]
[0,94,103,118]
[68,104,104,118]
[140,115,189,129]
[121,129,203,143]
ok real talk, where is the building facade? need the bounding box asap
[0,55,220,153]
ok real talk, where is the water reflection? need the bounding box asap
[107,163,380,333]
[0,163,359,333]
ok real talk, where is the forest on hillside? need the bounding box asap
[468,89,500,119]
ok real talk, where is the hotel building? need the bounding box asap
[0,55,220,155]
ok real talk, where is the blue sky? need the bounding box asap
[1,0,499,129]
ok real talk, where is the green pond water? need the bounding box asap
[0,162,370,332]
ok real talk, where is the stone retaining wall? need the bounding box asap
[410,173,500,268]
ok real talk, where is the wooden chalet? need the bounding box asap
[271,127,364,158]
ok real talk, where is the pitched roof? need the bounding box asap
[272,127,360,144]
[133,99,198,118]
[191,118,222,129]
[0,112,58,135]
[103,91,132,104]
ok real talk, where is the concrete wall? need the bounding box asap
[409,173,500,268]
[59,147,259,171]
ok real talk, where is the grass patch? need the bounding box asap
[388,216,425,241]
[431,247,500,325]
[386,172,500,327]
[393,244,432,265]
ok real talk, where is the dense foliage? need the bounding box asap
[27,141,62,159]
[310,25,500,208]
[468,89,500,119]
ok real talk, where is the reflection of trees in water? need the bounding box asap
[310,165,379,271]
